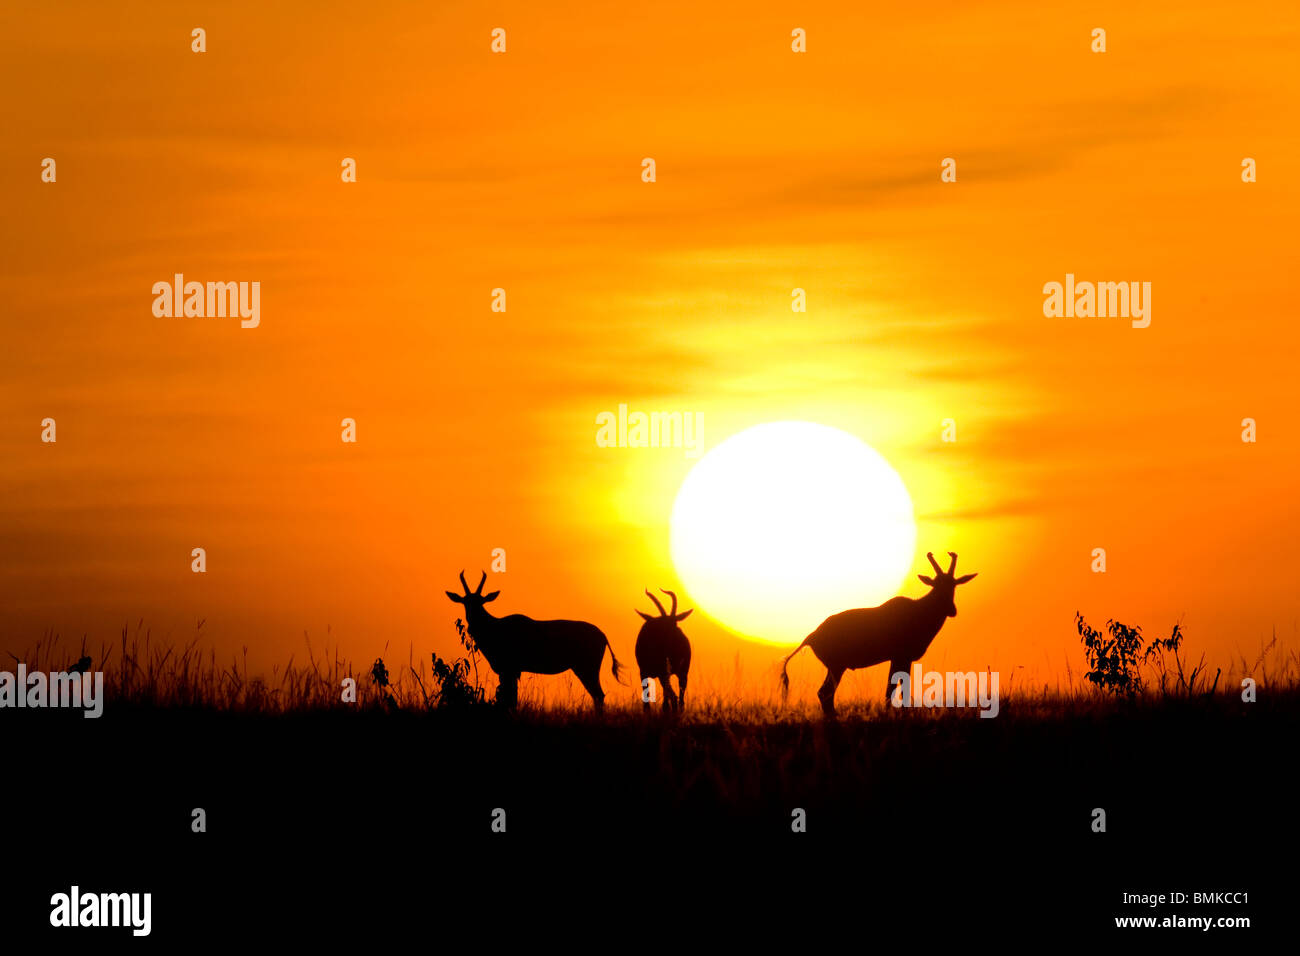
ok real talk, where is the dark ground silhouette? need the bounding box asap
[7,689,1293,943]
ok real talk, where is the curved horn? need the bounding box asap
[927,552,943,575]
[645,589,668,617]
[660,588,678,617]
[476,571,487,595]
[947,552,958,575]
[459,569,470,593]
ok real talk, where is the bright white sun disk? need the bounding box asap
[669,422,916,645]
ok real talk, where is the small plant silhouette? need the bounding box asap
[370,657,398,710]
[454,617,483,693]
[1076,612,1219,698]
[1076,613,1146,697]
[409,619,487,708]
[428,651,486,707]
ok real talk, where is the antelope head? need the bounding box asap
[445,570,500,612]
[636,587,692,633]
[918,551,978,618]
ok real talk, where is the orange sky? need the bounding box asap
[2,2,1297,702]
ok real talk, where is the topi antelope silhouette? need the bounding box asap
[634,588,692,712]
[446,571,625,710]
[780,551,977,716]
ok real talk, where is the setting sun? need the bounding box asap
[669,422,916,645]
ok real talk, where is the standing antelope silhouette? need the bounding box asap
[780,552,978,715]
[634,588,692,712]
[445,571,625,710]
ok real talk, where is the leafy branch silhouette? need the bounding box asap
[1076,612,1220,698]
[411,618,487,708]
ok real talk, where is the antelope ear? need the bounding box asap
[917,574,935,586]
[482,590,500,603]
[954,573,978,584]
[445,591,464,603]
[675,609,693,622]
[636,610,653,621]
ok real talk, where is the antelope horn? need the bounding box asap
[660,588,679,617]
[476,571,487,595]
[459,570,470,593]
[947,552,958,575]
[926,552,943,575]
[645,589,668,617]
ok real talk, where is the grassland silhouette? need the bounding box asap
[7,559,1292,851]
[7,598,1295,928]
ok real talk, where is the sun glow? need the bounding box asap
[669,422,917,645]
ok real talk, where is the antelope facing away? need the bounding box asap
[635,588,692,712]
[780,552,977,716]
[446,571,625,710]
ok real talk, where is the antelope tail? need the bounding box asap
[604,635,628,686]
[779,636,813,704]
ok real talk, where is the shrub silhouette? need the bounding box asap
[370,657,398,710]
[408,618,487,708]
[428,651,486,707]
[1076,613,1146,697]
[1076,612,1219,697]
